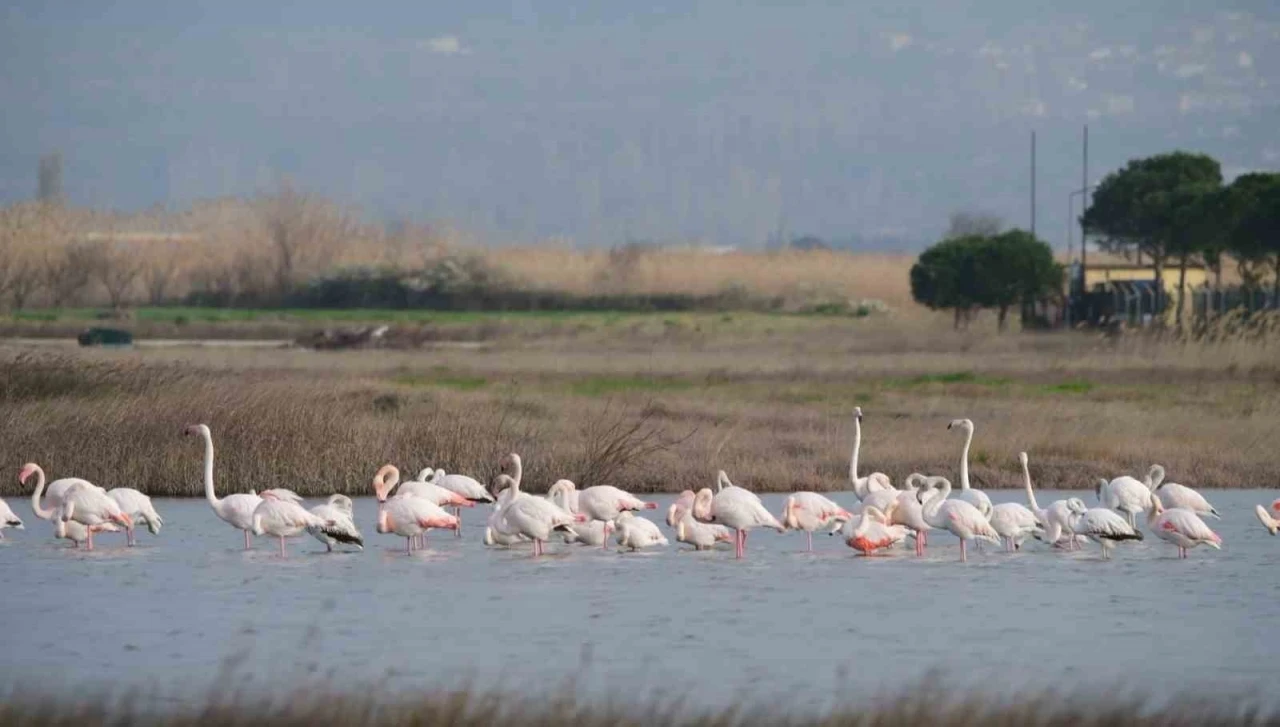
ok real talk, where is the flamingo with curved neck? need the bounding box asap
[916,476,999,562]
[186,424,263,550]
[22,464,115,546]
[850,408,892,500]
[946,418,992,518]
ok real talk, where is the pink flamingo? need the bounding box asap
[780,492,853,552]
[1147,496,1221,559]
[543,479,656,549]
[692,470,784,559]
[55,482,132,551]
[22,463,118,547]
[375,465,472,549]
[187,424,264,550]
[373,465,459,553]
[251,491,327,558]
[846,504,909,556]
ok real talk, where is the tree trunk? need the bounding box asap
[1152,255,1166,326]
[953,307,961,330]
[997,304,1008,332]
[1175,253,1188,329]
[1273,255,1280,309]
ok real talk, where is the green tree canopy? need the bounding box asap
[1224,172,1280,296]
[910,229,1062,331]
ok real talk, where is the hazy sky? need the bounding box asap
[2,1,1277,250]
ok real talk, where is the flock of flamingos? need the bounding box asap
[3,410,1278,561]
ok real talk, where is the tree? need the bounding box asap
[86,238,144,309]
[1082,151,1222,326]
[945,211,1003,239]
[1223,172,1280,301]
[258,180,353,300]
[911,235,983,329]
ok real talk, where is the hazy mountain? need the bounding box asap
[2,1,1276,251]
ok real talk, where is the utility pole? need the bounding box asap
[1080,125,1088,271]
[1030,130,1036,238]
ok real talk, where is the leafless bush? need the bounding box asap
[259,180,354,299]
[571,398,695,488]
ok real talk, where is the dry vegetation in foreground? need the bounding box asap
[1,314,1277,497]
[0,682,1273,727]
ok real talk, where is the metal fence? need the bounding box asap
[1191,287,1279,321]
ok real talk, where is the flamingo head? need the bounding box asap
[854,406,863,422]
[947,418,973,433]
[372,464,399,503]
[692,488,715,523]
[499,453,521,473]
[415,468,436,484]
[1147,495,1165,516]
[491,473,517,498]
[1018,451,1028,466]
[184,424,208,437]
[18,463,39,486]
[1066,497,1088,515]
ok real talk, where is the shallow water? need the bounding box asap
[2,489,1277,707]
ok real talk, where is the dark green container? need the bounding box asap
[77,327,134,347]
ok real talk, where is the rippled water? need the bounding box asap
[2,489,1277,707]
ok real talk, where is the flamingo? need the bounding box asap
[421,467,494,537]
[850,407,893,500]
[1065,499,1143,559]
[562,520,615,546]
[55,481,132,551]
[916,476,999,562]
[886,474,931,555]
[1097,467,1155,528]
[373,466,460,553]
[308,494,364,552]
[1019,452,1079,550]
[21,464,118,547]
[692,470,784,560]
[252,489,304,504]
[947,419,993,518]
[251,491,327,557]
[106,488,163,546]
[1257,499,1280,536]
[376,466,472,548]
[613,512,668,551]
[845,504,909,556]
[186,424,264,550]
[667,490,696,528]
[0,498,23,538]
[1144,465,1220,519]
[483,485,529,547]
[989,501,1040,552]
[780,491,853,552]
[543,479,656,549]
[1146,496,1221,559]
[668,490,733,550]
[488,467,584,557]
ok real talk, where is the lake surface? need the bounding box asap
[2,489,1277,708]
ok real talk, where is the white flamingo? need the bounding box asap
[1257,499,1280,536]
[376,466,472,549]
[484,484,530,547]
[250,492,328,557]
[1097,467,1154,528]
[613,512,668,551]
[916,476,999,562]
[489,457,585,556]
[989,501,1040,552]
[373,465,460,552]
[543,479,657,549]
[845,504,909,556]
[668,490,732,550]
[562,519,614,546]
[0,498,23,538]
[187,424,264,550]
[780,491,853,552]
[850,407,893,500]
[419,467,493,537]
[947,419,993,518]
[106,488,163,546]
[1147,496,1221,559]
[692,470,784,560]
[1065,498,1143,559]
[55,481,132,551]
[308,494,364,552]
[1019,452,1079,550]
[1144,464,1219,519]
[887,474,931,555]
[21,464,118,547]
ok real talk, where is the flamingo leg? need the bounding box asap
[806,531,813,553]
[278,536,286,558]
[959,538,967,563]
[243,530,252,550]
[455,507,462,538]
[86,528,94,552]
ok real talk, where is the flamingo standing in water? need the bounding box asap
[613,512,668,551]
[543,479,657,550]
[21,464,118,547]
[989,501,1040,552]
[1257,499,1280,535]
[1097,467,1155,528]
[0,498,23,538]
[378,466,472,548]
[1065,499,1143,560]
[373,466,459,553]
[251,491,329,557]
[947,419,993,518]
[916,476,999,562]
[850,407,893,500]
[1146,496,1221,559]
[668,490,733,550]
[488,466,584,557]
[483,486,528,547]
[1144,465,1220,519]
[106,488,163,546]
[846,504,909,556]
[1019,452,1079,550]
[308,494,364,552]
[421,467,494,537]
[692,471,784,560]
[186,424,264,550]
[780,491,853,552]
[886,474,931,556]
[55,482,132,551]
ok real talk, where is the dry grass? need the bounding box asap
[1,314,1277,498]
[0,680,1273,727]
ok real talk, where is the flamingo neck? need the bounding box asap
[199,430,220,509]
[850,418,864,496]
[1022,462,1041,515]
[29,467,54,521]
[959,427,973,490]
[922,482,950,522]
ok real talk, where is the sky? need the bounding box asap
[1,1,1277,251]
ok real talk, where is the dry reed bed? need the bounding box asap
[0,684,1273,727]
[1,318,1277,497]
